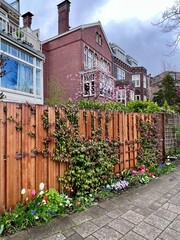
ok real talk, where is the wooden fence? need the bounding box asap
[0,102,165,213]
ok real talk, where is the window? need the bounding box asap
[117,67,125,80]
[116,89,126,102]
[1,57,33,93]
[96,32,102,46]
[82,73,95,96]
[143,75,147,88]
[115,49,125,62]
[100,74,114,98]
[130,90,134,100]
[0,40,42,96]
[0,9,8,32]
[135,95,141,100]
[132,74,140,87]
[170,73,176,80]
[84,47,93,69]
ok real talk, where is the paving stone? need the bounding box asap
[158,227,180,240]
[121,210,144,224]
[98,200,119,212]
[133,222,162,240]
[93,226,122,240]
[163,193,174,199]
[169,218,180,232]
[154,208,178,221]
[28,223,55,240]
[166,188,179,196]
[85,236,97,240]
[132,207,154,217]
[108,217,135,235]
[130,199,150,209]
[73,221,99,238]
[50,216,75,232]
[1,230,31,240]
[45,233,66,240]
[85,205,107,218]
[121,231,147,240]
[155,197,168,205]
[66,233,83,240]
[62,228,76,238]
[91,215,113,227]
[148,202,162,210]
[69,212,92,225]
[162,202,180,214]
[106,208,125,218]
[144,214,170,230]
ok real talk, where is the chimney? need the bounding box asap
[57,0,71,34]
[22,12,34,29]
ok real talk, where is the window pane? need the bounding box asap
[1,40,7,52]
[1,56,33,94]
[36,69,41,95]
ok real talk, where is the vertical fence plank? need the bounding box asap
[6,103,19,210]
[113,111,120,173]
[47,107,60,190]
[0,102,6,213]
[35,105,48,190]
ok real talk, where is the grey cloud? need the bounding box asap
[104,19,180,76]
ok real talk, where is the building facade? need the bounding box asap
[42,0,148,103]
[111,43,148,103]
[42,0,116,102]
[149,71,180,101]
[0,0,44,104]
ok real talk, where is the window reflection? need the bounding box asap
[1,57,33,94]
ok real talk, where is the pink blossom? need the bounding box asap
[31,189,36,196]
[132,170,137,175]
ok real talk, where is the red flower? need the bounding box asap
[43,196,48,202]
[149,173,153,177]
[139,165,145,170]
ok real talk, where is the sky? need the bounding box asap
[19,0,179,77]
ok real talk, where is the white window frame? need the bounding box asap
[132,74,140,87]
[117,67,125,80]
[0,8,8,32]
[143,75,147,88]
[82,73,95,97]
[130,90,134,100]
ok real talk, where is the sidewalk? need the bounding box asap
[1,162,180,240]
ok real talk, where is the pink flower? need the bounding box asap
[140,169,145,174]
[139,165,145,170]
[132,170,137,175]
[31,189,36,196]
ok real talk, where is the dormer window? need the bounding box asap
[0,8,8,32]
[96,32,102,46]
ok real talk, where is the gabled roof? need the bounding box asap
[42,21,113,54]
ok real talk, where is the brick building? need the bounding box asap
[42,0,115,102]
[149,71,180,101]
[42,0,148,103]
[111,43,148,102]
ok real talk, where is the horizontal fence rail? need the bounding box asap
[0,102,165,213]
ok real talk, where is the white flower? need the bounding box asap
[34,216,39,220]
[39,182,45,191]
[39,190,44,195]
[42,200,46,204]
[21,188,26,195]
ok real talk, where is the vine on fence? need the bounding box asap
[138,116,163,167]
[52,107,120,196]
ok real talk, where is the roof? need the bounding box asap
[42,21,113,54]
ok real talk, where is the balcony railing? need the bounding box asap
[84,60,110,75]
[1,26,42,51]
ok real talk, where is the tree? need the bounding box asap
[153,0,180,52]
[153,74,177,106]
[44,77,64,107]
